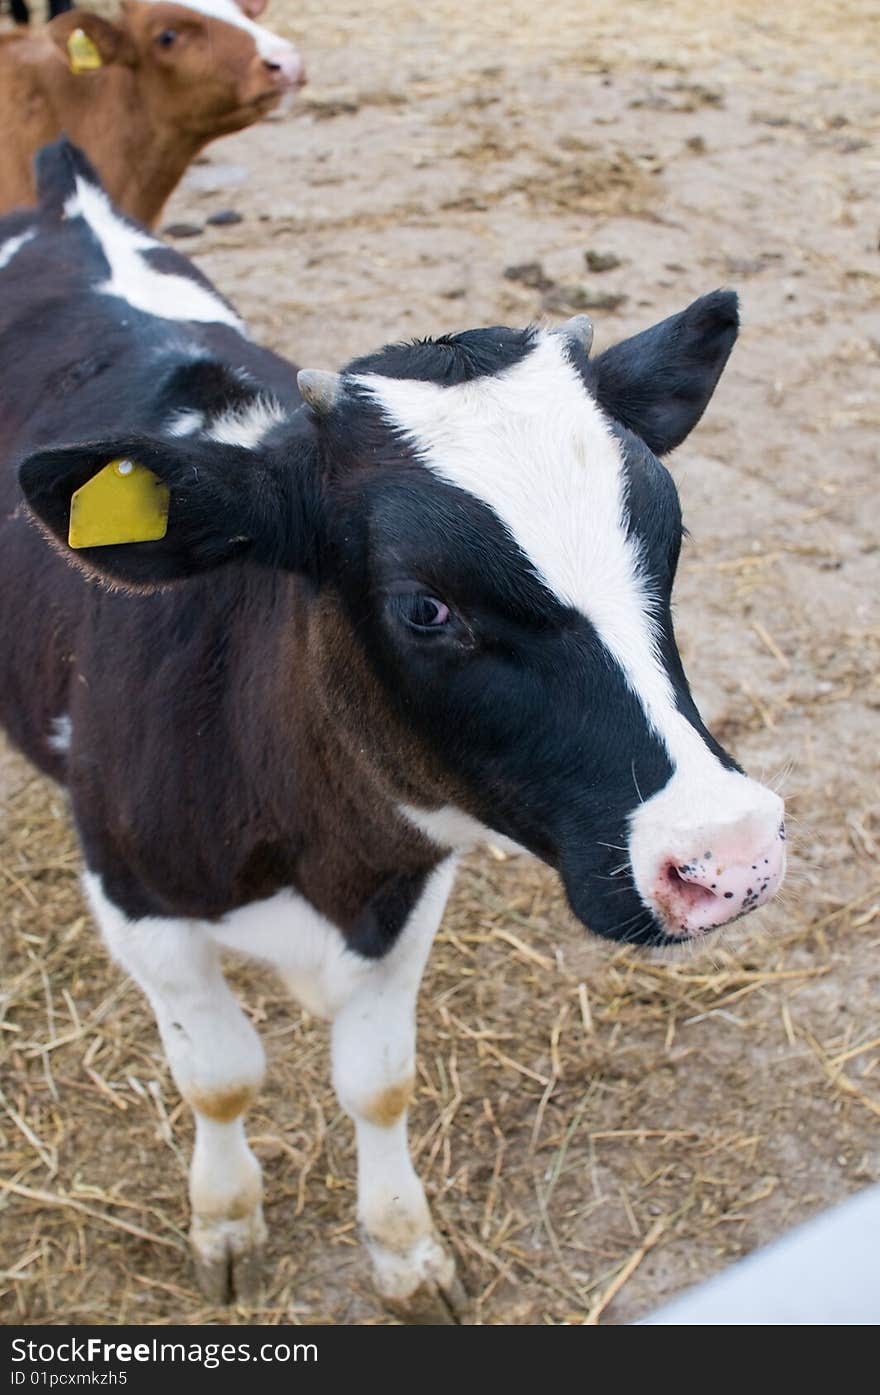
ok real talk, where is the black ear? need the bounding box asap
[590,290,739,456]
[17,430,321,590]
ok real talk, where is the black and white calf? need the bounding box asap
[0,142,785,1319]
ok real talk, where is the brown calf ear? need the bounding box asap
[237,0,269,17]
[47,12,139,71]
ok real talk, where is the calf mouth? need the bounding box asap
[561,863,670,949]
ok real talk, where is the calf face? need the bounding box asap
[19,297,784,948]
[48,0,305,136]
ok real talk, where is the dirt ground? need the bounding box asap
[1,0,878,1326]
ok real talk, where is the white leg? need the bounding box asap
[330,859,469,1322]
[84,873,267,1302]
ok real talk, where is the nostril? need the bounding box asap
[646,814,785,938]
[262,54,307,86]
[663,862,718,910]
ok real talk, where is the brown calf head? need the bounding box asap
[47,0,305,140]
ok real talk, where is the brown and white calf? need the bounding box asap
[0,0,304,227]
[0,143,785,1320]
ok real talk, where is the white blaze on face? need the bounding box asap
[144,0,304,79]
[356,333,695,758]
[356,334,784,920]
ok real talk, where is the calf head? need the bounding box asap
[48,0,304,137]
[19,294,785,948]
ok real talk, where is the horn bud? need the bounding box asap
[553,314,594,355]
[297,369,342,415]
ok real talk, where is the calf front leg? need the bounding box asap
[84,874,267,1303]
[331,860,469,1323]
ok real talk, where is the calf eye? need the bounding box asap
[399,594,451,631]
[155,29,178,47]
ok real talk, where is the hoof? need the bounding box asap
[385,1269,471,1325]
[191,1207,267,1305]
[368,1229,471,1325]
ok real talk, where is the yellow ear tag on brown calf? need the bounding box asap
[67,29,103,75]
[68,459,170,549]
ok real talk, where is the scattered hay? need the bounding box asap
[1,764,877,1325]
[1,0,879,1330]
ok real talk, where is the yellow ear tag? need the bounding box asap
[68,459,170,549]
[67,29,103,75]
